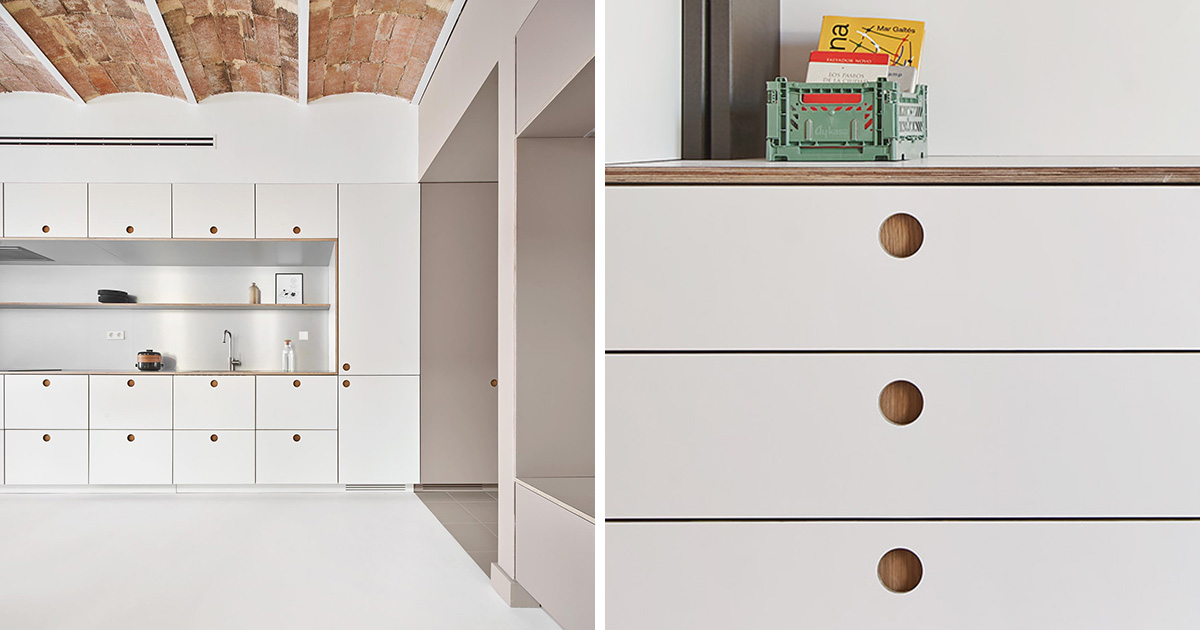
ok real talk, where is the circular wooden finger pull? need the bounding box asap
[42,379,50,387]
[127,379,136,387]
[342,363,350,371]
[210,434,219,442]
[42,434,50,442]
[342,380,350,388]
[41,225,50,233]
[293,379,301,388]
[126,226,135,234]
[209,226,218,234]
[293,226,302,234]
[210,379,218,388]
[879,213,923,258]
[878,548,922,593]
[293,434,301,442]
[879,380,923,426]
[490,379,498,387]
[127,434,135,442]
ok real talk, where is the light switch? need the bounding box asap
[299,330,309,341]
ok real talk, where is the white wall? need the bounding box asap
[0,92,419,183]
[604,0,681,163]
[782,2,1200,156]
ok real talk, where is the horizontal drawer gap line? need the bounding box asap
[606,516,1200,523]
[606,349,1200,355]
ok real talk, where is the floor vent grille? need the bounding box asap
[346,484,411,492]
[0,136,216,147]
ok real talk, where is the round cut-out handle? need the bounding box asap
[880,213,923,258]
[878,548,922,593]
[879,380,923,426]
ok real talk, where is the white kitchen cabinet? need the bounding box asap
[609,520,1200,629]
[173,430,254,484]
[173,376,255,430]
[338,184,420,375]
[172,184,254,239]
[338,375,419,483]
[255,375,337,430]
[90,375,172,430]
[89,430,172,485]
[4,375,88,430]
[87,183,172,238]
[516,485,595,630]
[256,430,337,484]
[5,430,87,484]
[608,353,1200,519]
[255,184,337,239]
[608,186,1200,351]
[2,183,87,238]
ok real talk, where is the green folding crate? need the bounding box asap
[766,77,927,161]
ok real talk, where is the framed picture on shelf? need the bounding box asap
[275,273,304,304]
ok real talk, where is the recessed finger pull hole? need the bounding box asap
[293,380,301,388]
[127,434,135,442]
[293,434,301,442]
[878,548,922,593]
[127,379,136,387]
[210,379,219,388]
[879,380,923,426]
[879,213,923,258]
[293,226,302,234]
[210,434,219,442]
[41,225,50,233]
[209,226,218,234]
[126,226,135,234]
[42,379,50,387]
[42,434,50,442]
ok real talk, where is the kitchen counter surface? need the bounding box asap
[0,370,337,376]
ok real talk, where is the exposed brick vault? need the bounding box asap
[0,0,185,100]
[0,0,448,102]
[308,0,445,100]
[157,0,299,100]
[0,15,68,96]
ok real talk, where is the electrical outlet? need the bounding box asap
[106,331,125,340]
[299,330,309,341]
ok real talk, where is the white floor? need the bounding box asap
[0,492,559,630]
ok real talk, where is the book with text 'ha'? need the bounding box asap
[818,16,925,91]
[805,51,890,84]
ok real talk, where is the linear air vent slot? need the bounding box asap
[345,484,411,492]
[0,246,53,262]
[0,136,215,147]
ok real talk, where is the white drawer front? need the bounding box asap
[610,521,1200,629]
[609,353,1200,519]
[87,183,172,238]
[338,375,419,484]
[90,430,172,485]
[173,376,255,429]
[255,184,337,238]
[89,375,173,430]
[172,183,255,238]
[4,375,88,429]
[173,430,254,484]
[3,183,87,237]
[608,186,1200,350]
[255,376,337,429]
[5,430,87,484]
[255,430,337,484]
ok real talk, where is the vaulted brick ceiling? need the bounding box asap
[0,0,448,102]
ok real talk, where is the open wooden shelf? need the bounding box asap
[0,302,331,310]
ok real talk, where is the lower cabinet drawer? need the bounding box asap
[608,520,1200,629]
[255,430,337,484]
[516,485,595,630]
[5,430,87,484]
[609,353,1200,519]
[173,430,254,484]
[90,430,172,485]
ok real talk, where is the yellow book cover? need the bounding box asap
[817,16,925,69]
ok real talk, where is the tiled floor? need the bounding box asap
[417,489,499,574]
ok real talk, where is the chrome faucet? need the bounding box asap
[223,329,241,371]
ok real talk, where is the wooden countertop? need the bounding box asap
[606,156,1200,185]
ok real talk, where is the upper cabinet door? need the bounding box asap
[3,183,87,238]
[88,183,172,238]
[338,184,420,375]
[255,184,337,239]
[172,184,254,238]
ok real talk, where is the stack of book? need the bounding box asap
[805,15,925,91]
